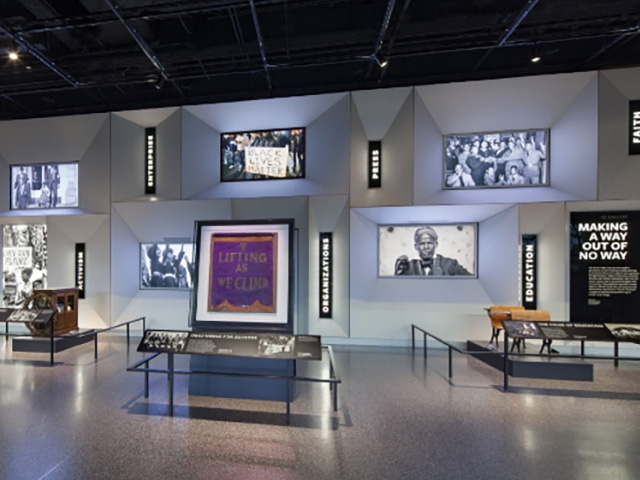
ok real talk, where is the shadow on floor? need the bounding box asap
[493,385,640,401]
[125,401,345,429]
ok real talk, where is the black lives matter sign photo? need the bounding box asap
[570,211,640,323]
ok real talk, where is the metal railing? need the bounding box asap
[2,316,145,365]
[411,323,640,392]
[127,345,341,425]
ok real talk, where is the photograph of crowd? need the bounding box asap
[140,243,194,290]
[443,129,548,189]
[378,224,476,278]
[11,162,79,210]
[2,225,48,307]
[140,330,189,353]
[221,128,305,181]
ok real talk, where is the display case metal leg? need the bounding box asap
[614,341,619,367]
[333,383,338,412]
[285,379,291,425]
[448,346,453,378]
[50,327,54,366]
[503,335,509,392]
[144,360,149,398]
[5,321,8,340]
[94,333,99,360]
[126,323,130,345]
[168,354,174,416]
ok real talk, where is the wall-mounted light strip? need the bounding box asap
[319,232,333,318]
[368,140,382,188]
[521,234,537,310]
[75,243,85,299]
[629,100,640,155]
[145,127,156,194]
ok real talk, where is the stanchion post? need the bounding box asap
[411,326,415,351]
[126,323,130,345]
[94,332,98,360]
[614,341,619,367]
[423,332,427,360]
[448,346,453,378]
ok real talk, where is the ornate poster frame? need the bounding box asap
[189,219,294,332]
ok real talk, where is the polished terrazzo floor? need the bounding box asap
[1,335,639,480]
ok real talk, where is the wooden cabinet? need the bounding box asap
[33,287,79,335]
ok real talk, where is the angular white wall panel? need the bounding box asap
[349,204,517,342]
[111,199,231,329]
[550,75,598,199]
[598,69,640,200]
[308,195,350,337]
[351,90,414,206]
[414,72,598,205]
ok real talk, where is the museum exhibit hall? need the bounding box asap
[2,1,640,479]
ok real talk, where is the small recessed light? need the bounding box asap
[8,51,18,61]
[531,56,541,63]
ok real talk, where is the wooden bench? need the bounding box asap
[487,305,524,347]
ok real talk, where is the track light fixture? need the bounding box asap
[530,44,541,63]
[8,42,19,61]
[373,53,388,68]
[154,76,165,90]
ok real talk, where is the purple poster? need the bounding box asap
[208,233,277,313]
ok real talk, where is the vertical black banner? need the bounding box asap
[368,140,381,188]
[319,232,333,318]
[521,234,537,310]
[145,127,156,194]
[629,100,640,155]
[570,211,640,323]
[75,243,85,299]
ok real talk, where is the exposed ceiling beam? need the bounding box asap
[472,0,539,72]
[365,0,396,81]
[378,0,412,81]
[249,0,273,89]
[584,23,640,64]
[0,20,80,87]
[104,0,185,97]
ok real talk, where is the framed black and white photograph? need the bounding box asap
[10,162,79,210]
[190,219,295,332]
[443,129,548,189]
[2,224,48,307]
[378,224,477,278]
[140,243,195,290]
[220,128,305,182]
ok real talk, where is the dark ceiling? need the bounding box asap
[0,0,639,120]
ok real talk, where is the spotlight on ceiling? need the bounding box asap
[373,53,388,68]
[530,44,541,63]
[154,76,165,90]
[8,51,18,61]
